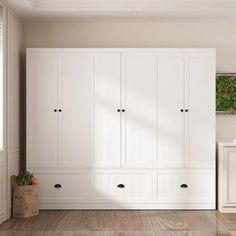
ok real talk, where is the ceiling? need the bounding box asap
[4,0,236,22]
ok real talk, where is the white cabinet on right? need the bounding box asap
[218,142,236,213]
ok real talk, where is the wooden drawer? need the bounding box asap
[155,172,215,204]
[35,173,89,204]
[92,171,152,203]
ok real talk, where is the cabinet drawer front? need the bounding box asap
[156,173,215,204]
[35,173,89,203]
[92,172,152,203]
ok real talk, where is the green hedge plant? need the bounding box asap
[216,74,236,113]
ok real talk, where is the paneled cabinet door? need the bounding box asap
[58,53,94,168]
[94,53,121,168]
[184,53,215,168]
[157,53,185,168]
[221,147,236,208]
[121,53,157,168]
[27,53,58,168]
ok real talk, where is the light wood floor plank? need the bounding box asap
[0,211,236,235]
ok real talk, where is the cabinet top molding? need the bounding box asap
[26,48,216,54]
[218,142,236,147]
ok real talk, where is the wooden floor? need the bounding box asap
[1,210,236,235]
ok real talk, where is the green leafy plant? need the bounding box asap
[16,171,34,186]
[216,74,236,113]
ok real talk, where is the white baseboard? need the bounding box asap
[39,203,216,210]
[0,209,7,224]
[7,205,12,220]
[152,203,216,210]
[219,207,236,213]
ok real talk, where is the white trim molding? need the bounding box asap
[0,1,8,224]
[25,0,236,10]
[5,8,23,221]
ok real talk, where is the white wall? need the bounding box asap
[23,21,236,142]
[7,9,23,218]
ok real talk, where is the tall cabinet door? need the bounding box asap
[157,53,185,168]
[185,52,215,168]
[94,53,121,168]
[121,53,157,168]
[58,53,94,168]
[27,53,58,168]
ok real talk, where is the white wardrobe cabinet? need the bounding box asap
[27,48,215,210]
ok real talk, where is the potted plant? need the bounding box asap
[12,171,40,218]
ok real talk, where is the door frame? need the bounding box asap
[0,1,8,224]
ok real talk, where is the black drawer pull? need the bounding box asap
[54,184,62,189]
[117,184,125,188]
[180,184,188,188]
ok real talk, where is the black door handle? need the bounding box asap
[180,184,188,188]
[54,184,62,189]
[185,109,189,112]
[122,109,125,112]
[59,109,62,112]
[117,184,125,188]
[117,109,121,112]
[180,109,184,112]
[54,109,57,112]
